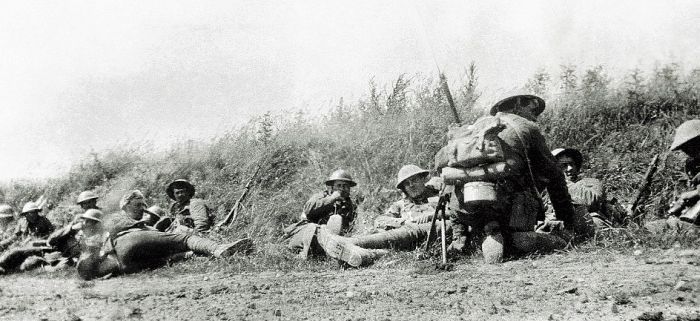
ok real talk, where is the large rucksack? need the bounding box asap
[435,114,523,185]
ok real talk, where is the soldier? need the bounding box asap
[142,205,165,226]
[0,202,55,273]
[0,204,16,237]
[301,169,357,235]
[374,165,439,230]
[436,93,577,263]
[550,148,626,229]
[76,191,100,211]
[77,191,252,280]
[162,179,215,234]
[645,120,700,234]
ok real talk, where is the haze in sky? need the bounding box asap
[1,0,698,180]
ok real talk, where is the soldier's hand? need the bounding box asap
[71,222,83,231]
[536,219,565,233]
[425,177,445,192]
[411,214,433,224]
[329,191,345,202]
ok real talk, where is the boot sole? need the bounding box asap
[319,236,363,267]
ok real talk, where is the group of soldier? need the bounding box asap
[0,93,698,279]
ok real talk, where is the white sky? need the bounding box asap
[0,0,698,180]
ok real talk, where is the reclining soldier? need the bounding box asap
[435,93,578,263]
[549,148,626,229]
[374,165,441,230]
[76,190,252,280]
[0,202,56,273]
[645,120,700,234]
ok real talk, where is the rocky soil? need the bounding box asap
[0,249,698,321]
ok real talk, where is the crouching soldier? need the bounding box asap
[0,202,55,274]
[549,148,626,230]
[645,120,700,234]
[76,190,253,280]
[435,93,577,263]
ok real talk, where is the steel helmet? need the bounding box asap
[76,191,99,204]
[166,179,195,200]
[395,165,430,189]
[21,202,41,215]
[670,119,700,151]
[551,148,583,169]
[490,92,545,116]
[146,206,166,219]
[324,169,357,187]
[80,209,104,222]
[0,204,15,218]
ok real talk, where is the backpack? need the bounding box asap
[435,115,522,184]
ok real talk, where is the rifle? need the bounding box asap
[630,154,660,221]
[439,73,461,124]
[216,164,262,228]
[423,185,453,264]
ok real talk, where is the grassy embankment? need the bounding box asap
[1,62,699,272]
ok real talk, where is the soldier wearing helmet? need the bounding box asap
[0,202,54,252]
[0,204,16,237]
[164,179,215,234]
[645,120,700,234]
[548,148,626,230]
[76,191,100,211]
[374,165,442,230]
[300,169,358,235]
[75,195,252,280]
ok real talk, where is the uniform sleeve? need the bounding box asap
[528,129,576,225]
[302,192,337,223]
[47,224,77,247]
[189,199,212,233]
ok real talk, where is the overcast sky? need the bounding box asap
[1,0,698,180]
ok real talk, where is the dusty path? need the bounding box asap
[0,249,698,321]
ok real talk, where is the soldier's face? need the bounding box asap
[557,156,580,182]
[403,174,428,198]
[331,181,352,197]
[79,199,97,211]
[125,196,147,220]
[81,218,102,235]
[23,211,40,224]
[173,188,191,203]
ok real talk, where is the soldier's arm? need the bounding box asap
[47,224,78,247]
[302,192,336,222]
[189,199,212,233]
[530,130,576,225]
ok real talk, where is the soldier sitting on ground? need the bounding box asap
[76,190,100,212]
[301,169,357,235]
[645,120,700,235]
[548,148,626,229]
[76,190,253,280]
[374,165,440,230]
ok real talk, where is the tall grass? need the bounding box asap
[1,62,699,246]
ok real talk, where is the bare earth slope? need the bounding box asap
[0,249,697,321]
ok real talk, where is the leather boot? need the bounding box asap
[510,231,567,254]
[213,238,254,258]
[481,221,504,264]
[316,227,387,267]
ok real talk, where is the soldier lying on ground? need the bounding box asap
[548,148,626,229]
[645,120,700,235]
[155,179,215,234]
[374,165,441,230]
[436,93,580,263]
[0,202,56,274]
[76,190,253,280]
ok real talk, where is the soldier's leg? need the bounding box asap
[326,214,344,235]
[284,222,319,259]
[315,226,388,267]
[510,231,568,254]
[0,247,45,272]
[349,223,429,250]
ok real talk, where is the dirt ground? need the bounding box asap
[0,248,698,321]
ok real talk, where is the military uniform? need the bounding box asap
[168,198,214,234]
[0,216,55,273]
[301,190,356,229]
